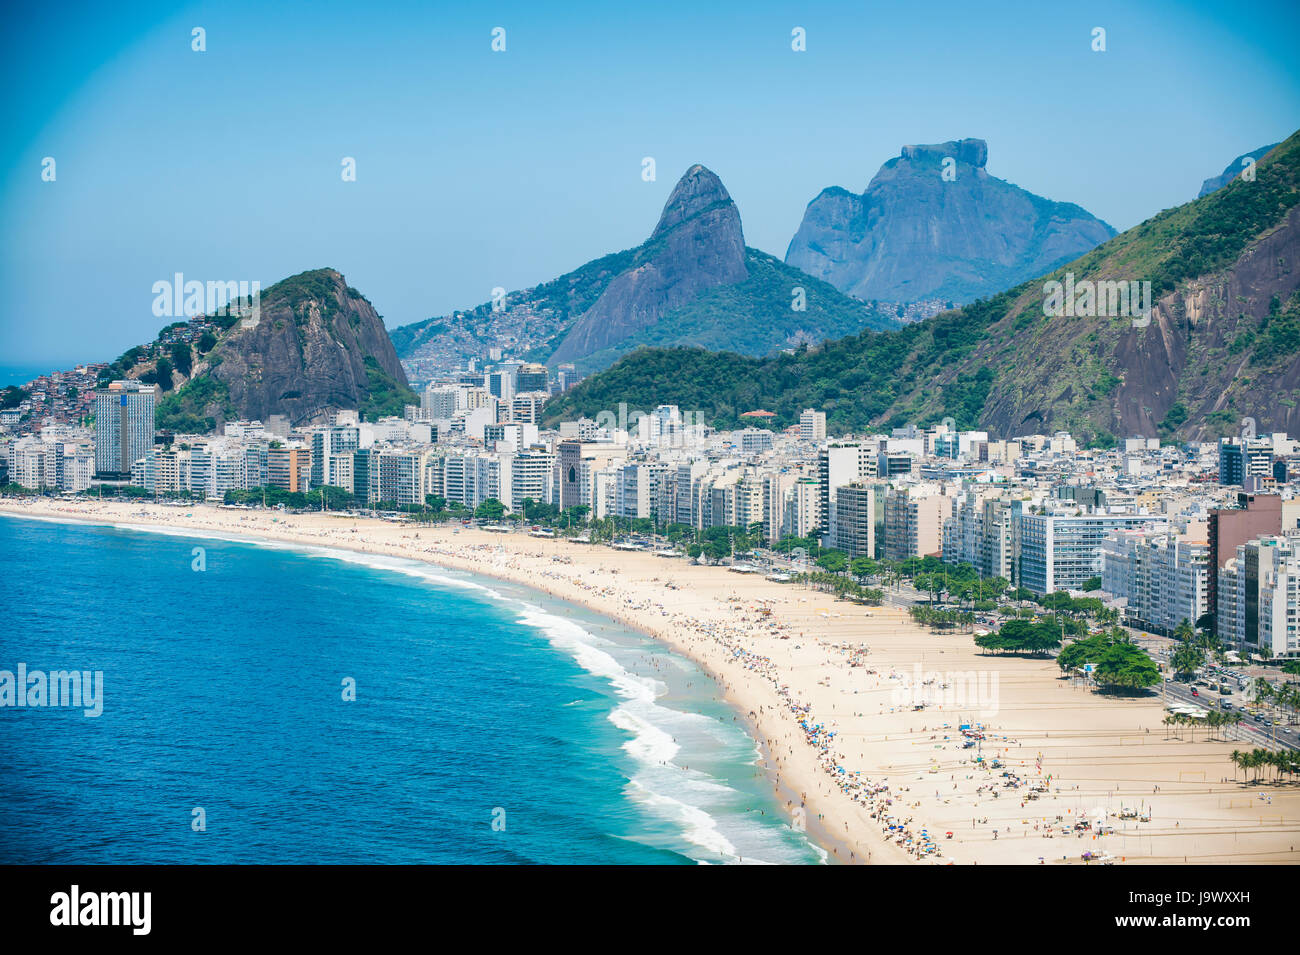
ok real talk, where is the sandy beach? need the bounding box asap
[5,496,1299,865]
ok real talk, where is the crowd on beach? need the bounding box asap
[7,497,1294,865]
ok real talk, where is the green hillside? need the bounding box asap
[547,130,1300,441]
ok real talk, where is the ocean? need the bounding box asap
[0,515,824,864]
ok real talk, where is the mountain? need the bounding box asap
[784,138,1116,305]
[1198,142,1281,197]
[547,129,1300,444]
[391,165,899,374]
[100,268,415,432]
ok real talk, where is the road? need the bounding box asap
[1161,680,1298,751]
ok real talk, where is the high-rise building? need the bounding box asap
[311,425,360,489]
[833,484,875,559]
[819,443,878,548]
[267,446,311,493]
[422,386,458,418]
[883,488,948,561]
[1219,536,1300,658]
[1219,438,1274,486]
[1014,509,1152,595]
[799,409,826,442]
[1206,494,1287,622]
[93,380,160,477]
[1102,528,1208,635]
[516,363,549,393]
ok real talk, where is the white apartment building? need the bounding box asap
[799,409,826,442]
[1102,527,1207,635]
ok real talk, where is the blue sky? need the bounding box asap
[2,0,1298,369]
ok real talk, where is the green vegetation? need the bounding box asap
[567,250,898,373]
[474,498,506,521]
[170,342,193,378]
[224,484,356,510]
[77,484,153,499]
[140,358,174,391]
[264,269,343,309]
[1053,135,1300,300]
[1255,291,1300,365]
[798,571,884,605]
[155,375,232,433]
[1056,628,1161,692]
[974,618,1062,655]
[1228,748,1300,784]
[544,287,1020,432]
[909,605,975,630]
[0,386,26,409]
[359,356,419,421]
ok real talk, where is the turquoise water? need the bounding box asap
[0,515,823,864]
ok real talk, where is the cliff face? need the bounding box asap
[785,138,1116,304]
[161,269,413,428]
[547,165,749,363]
[392,165,897,373]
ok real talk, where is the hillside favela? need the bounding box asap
[1,1,1298,934]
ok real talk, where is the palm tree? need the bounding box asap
[1248,749,1269,784]
[1230,749,1243,781]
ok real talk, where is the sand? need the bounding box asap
[5,496,1298,865]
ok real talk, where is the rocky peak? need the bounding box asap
[652,164,738,239]
[898,138,988,170]
[547,164,749,364]
[159,268,413,429]
[785,138,1114,304]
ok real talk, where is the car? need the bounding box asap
[1222,702,1234,709]
[1254,714,1265,723]
[1191,688,1199,697]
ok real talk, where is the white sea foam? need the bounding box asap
[624,780,757,863]
[512,601,795,863]
[4,511,818,864]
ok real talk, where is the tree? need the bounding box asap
[143,357,174,390]
[1171,644,1202,680]
[1092,641,1160,693]
[816,550,848,574]
[170,342,193,378]
[474,498,506,522]
[975,618,1061,655]
[1081,576,1102,592]
[424,494,447,513]
[849,556,878,580]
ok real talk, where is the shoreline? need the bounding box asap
[5,497,1298,865]
[0,502,861,864]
